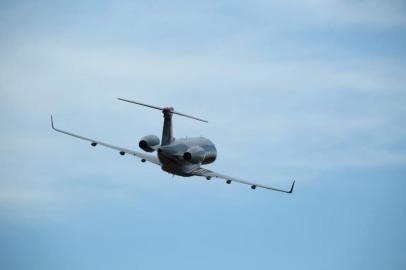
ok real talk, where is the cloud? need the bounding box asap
[0,0,405,218]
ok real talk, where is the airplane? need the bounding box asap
[51,98,295,193]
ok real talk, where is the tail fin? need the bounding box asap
[161,107,174,145]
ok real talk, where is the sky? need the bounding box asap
[1,0,406,269]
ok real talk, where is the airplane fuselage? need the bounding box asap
[157,137,217,176]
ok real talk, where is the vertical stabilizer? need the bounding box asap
[161,108,174,145]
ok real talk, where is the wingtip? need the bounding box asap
[289,180,295,193]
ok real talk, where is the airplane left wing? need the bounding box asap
[191,167,294,193]
[51,116,161,165]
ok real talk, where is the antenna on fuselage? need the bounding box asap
[117,98,208,123]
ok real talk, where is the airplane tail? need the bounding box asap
[117,98,208,145]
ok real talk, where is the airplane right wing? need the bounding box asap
[51,116,161,165]
[191,167,295,193]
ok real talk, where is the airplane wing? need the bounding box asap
[50,116,161,165]
[191,167,294,193]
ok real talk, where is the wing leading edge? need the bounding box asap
[50,115,160,165]
[191,167,295,193]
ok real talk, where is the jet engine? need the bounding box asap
[183,146,206,164]
[139,135,160,152]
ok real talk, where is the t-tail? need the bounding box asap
[117,98,208,146]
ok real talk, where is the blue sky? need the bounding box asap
[1,0,406,269]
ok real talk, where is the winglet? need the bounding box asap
[51,115,55,130]
[288,180,295,194]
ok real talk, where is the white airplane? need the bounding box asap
[51,98,295,193]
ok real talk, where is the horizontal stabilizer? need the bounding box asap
[118,98,208,123]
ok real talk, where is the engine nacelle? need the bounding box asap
[139,135,160,152]
[183,146,206,164]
